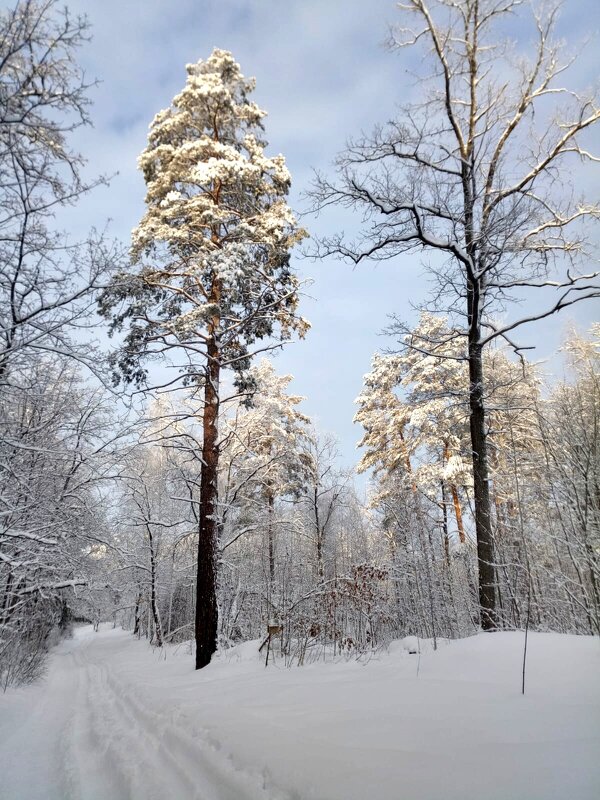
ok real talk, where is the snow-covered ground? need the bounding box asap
[0,626,598,800]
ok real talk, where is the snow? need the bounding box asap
[1,627,598,800]
[401,634,419,654]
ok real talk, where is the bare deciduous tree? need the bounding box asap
[0,0,124,687]
[0,0,116,383]
[311,0,599,628]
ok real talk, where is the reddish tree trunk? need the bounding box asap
[442,442,466,545]
[195,334,220,669]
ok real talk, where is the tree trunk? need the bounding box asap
[314,486,324,580]
[450,484,466,545]
[267,486,275,585]
[316,533,324,580]
[195,335,220,669]
[440,480,450,567]
[468,340,497,630]
[442,442,466,544]
[133,590,142,636]
[147,524,163,647]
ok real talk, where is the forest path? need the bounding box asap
[0,626,286,800]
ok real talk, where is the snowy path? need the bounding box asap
[1,626,599,800]
[0,627,287,800]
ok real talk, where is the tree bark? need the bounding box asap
[442,442,466,544]
[133,590,142,637]
[146,524,163,647]
[195,334,220,669]
[267,486,275,585]
[468,340,497,630]
[440,480,450,567]
[314,485,324,580]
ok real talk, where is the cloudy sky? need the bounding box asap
[64,0,599,476]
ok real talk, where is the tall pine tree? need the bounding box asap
[101,50,308,668]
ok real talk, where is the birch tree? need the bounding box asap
[312,0,600,628]
[100,50,308,668]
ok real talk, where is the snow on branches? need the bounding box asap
[102,49,308,390]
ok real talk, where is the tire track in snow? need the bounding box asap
[65,632,291,800]
[63,645,132,800]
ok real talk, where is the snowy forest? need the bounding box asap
[0,1,599,799]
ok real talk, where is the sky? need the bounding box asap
[60,0,599,478]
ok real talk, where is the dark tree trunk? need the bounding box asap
[468,340,497,630]
[195,335,220,669]
[146,524,163,647]
[133,590,142,636]
[440,480,450,567]
[314,486,324,580]
[267,486,275,585]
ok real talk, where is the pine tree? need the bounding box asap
[220,360,312,587]
[100,50,308,668]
